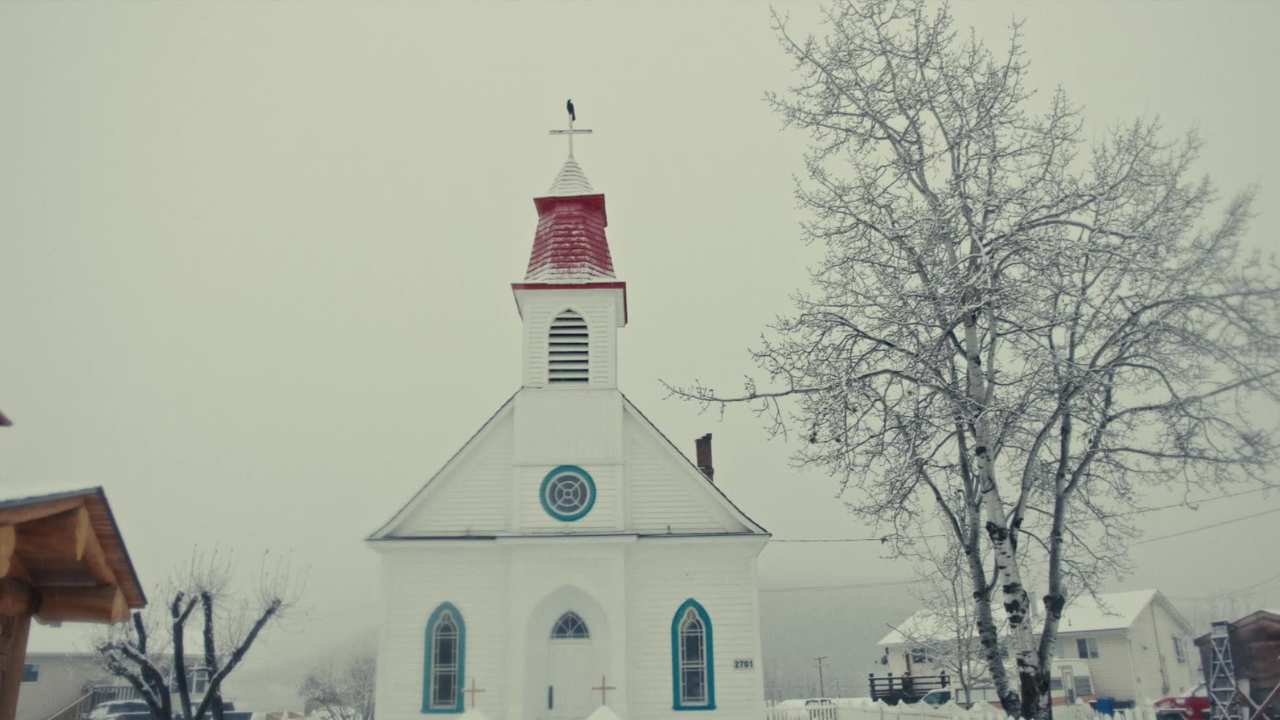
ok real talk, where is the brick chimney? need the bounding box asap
[694,433,714,482]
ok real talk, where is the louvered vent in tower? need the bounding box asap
[548,310,589,384]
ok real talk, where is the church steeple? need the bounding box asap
[512,103,627,389]
[525,160,615,282]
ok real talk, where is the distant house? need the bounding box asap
[15,649,114,720]
[878,589,1200,703]
[1193,609,1280,718]
[15,624,230,720]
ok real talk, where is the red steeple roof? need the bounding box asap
[524,158,616,282]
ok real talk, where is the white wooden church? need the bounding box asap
[367,125,770,720]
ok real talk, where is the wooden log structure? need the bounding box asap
[0,488,146,720]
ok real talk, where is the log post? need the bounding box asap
[0,527,13,578]
[0,613,32,720]
[0,580,36,617]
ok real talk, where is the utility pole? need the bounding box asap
[814,656,830,698]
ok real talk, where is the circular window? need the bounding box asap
[540,465,596,521]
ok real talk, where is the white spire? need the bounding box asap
[547,157,594,196]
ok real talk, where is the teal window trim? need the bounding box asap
[539,465,596,522]
[671,598,716,711]
[422,602,465,714]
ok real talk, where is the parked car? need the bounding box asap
[1155,684,1211,720]
[919,689,961,707]
[919,686,1003,709]
[89,700,151,720]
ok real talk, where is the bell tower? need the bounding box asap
[511,111,626,390]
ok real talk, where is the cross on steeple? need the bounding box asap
[464,678,486,709]
[549,98,593,158]
[591,674,617,706]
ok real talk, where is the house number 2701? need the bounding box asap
[734,659,754,670]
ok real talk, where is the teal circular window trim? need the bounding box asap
[540,465,596,522]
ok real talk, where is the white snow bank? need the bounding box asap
[584,705,622,720]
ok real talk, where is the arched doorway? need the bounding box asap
[524,587,610,720]
[547,611,594,719]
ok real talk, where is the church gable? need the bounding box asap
[371,396,516,538]
[622,397,766,536]
[370,391,766,539]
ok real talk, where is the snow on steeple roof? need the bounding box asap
[524,155,615,283]
[547,157,594,196]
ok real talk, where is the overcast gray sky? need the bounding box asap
[3,0,1278,709]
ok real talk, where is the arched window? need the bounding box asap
[550,611,590,639]
[423,603,465,713]
[548,310,589,384]
[671,599,715,711]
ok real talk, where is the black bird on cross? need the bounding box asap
[567,98,576,122]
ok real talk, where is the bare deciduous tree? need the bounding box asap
[894,537,995,705]
[299,642,376,720]
[668,1,1280,716]
[95,549,299,720]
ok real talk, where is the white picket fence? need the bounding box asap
[764,698,1160,720]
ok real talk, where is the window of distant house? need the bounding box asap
[1074,675,1094,697]
[672,599,715,711]
[190,668,210,695]
[423,603,465,713]
[910,647,934,664]
[1077,637,1100,659]
[22,664,38,683]
[1173,636,1187,663]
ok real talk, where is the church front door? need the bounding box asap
[544,611,597,720]
[546,639,594,719]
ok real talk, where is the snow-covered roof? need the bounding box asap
[1057,589,1161,634]
[878,589,1179,646]
[548,157,594,196]
[877,609,956,646]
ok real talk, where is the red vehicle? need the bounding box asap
[1155,684,1210,720]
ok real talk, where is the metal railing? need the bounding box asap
[869,672,951,704]
[41,693,93,720]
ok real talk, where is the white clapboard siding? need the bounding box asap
[516,464,622,532]
[627,542,765,720]
[376,548,511,720]
[392,409,514,535]
[623,407,747,533]
[519,289,620,389]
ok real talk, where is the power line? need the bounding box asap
[1121,486,1276,517]
[1172,570,1280,602]
[1133,506,1280,545]
[760,578,918,593]
[769,487,1276,545]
